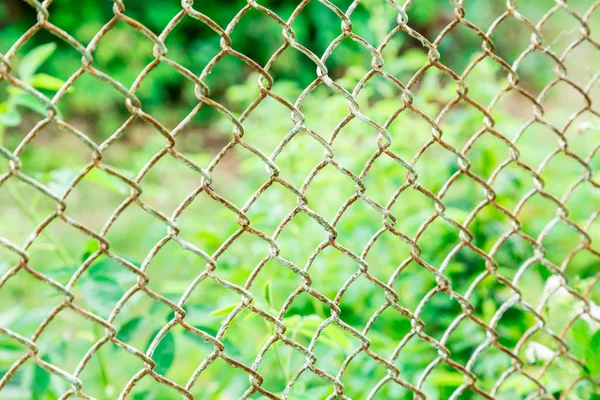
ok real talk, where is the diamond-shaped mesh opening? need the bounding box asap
[59,168,132,233]
[339,350,390,399]
[302,163,357,222]
[540,80,589,130]
[212,230,271,287]
[0,267,64,337]
[514,51,560,99]
[0,177,57,245]
[101,199,169,263]
[275,210,329,269]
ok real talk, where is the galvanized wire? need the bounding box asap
[0,0,599,399]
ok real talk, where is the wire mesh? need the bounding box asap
[0,0,599,398]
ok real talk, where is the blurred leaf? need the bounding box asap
[133,390,157,400]
[585,329,600,376]
[264,281,272,308]
[117,317,145,343]
[29,73,67,91]
[31,355,51,399]
[428,370,465,387]
[89,255,138,282]
[12,93,49,117]
[0,102,22,127]
[210,303,238,317]
[81,240,100,262]
[85,168,130,195]
[297,329,338,349]
[80,275,123,316]
[322,326,352,350]
[148,330,175,376]
[501,373,537,395]
[570,318,592,359]
[19,43,57,80]
[182,325,218,343]
[43,167,79,194]
[44,266,78,281]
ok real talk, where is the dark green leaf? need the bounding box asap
[147,330,175,376]
[117,317,145,343]
[181,325,218,344]
[263,281,272,308]
[133,390,157,400]
[31,355,51,399]
[585,329,600,376]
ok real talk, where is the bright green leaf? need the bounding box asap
[428,370,465,387]
[322,326,352,350]
[19,43,56,80]
[85,167,130,195]
[29,73,67,91]
[0,102,22,127]
[210,303,238,317]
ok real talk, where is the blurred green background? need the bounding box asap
[1,0,600,399]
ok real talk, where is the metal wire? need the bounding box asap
[0,0,599,398]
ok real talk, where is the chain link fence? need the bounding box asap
[1,0,600,398]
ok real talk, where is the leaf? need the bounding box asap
[182,325,218,343]
[570,318,592,359]
[89,255,138,282]
[0,102,22,127]
[80,275,123,316]
[263,281,272,308]
[148,330,175,376]
[322,326,352,350]
[585,329,600,376]
[428,370,465,387]
[84,167,131,195]
[133,390,157,400]
[19,43,56,80]
[32,355,51,399]
[210,303,238,317]
[117,317,145,343]
[12,93,49,117]
[29,73,67,91]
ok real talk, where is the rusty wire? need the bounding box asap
[0,0,599,398]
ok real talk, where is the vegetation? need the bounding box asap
[0,0,599,399]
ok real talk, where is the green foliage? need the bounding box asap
[0,43,65,130]
[148,330,175,376]
[1,1,600,399]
